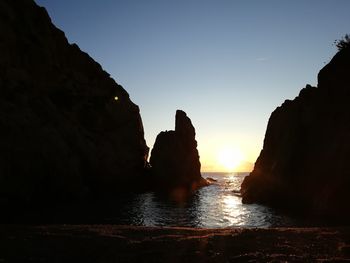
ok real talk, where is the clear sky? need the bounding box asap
[35,0,350,172]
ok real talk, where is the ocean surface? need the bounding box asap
[94,172,300,228]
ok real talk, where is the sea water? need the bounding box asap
[100,172,298,228]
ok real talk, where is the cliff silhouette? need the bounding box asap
[150,110,208,192]
[241,44,350,218]
[0,0,149,205]
[0,0,208,214]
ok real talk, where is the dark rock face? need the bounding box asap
[0,0,148,205]
[241,47,350,217]
[150,110,207,190]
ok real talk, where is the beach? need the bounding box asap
[1,225,350,262]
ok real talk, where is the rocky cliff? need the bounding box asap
[0,0,148,205]
[150,110,207,191]
[241,46,350,217]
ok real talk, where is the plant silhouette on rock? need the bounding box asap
[335,34,350,50]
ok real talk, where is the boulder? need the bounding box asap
[0,0,149,206]
[150,110,208,191]
[241,46,350,218]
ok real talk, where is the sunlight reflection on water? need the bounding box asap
[114,173,297,228]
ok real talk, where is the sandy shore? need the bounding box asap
[1,225,350,262]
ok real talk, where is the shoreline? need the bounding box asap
[1,225,350,262]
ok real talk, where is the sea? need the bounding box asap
[90,172,305,228]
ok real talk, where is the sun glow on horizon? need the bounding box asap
[216,147,244,172]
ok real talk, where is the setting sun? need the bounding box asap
[217,147,244,172]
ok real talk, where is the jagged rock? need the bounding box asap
[150,110,208,191]
[0,0,149,205]
[241,46,350,218]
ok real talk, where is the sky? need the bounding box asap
[35,0,350,172]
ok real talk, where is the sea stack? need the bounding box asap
[0,0,148,205]
[241,45,350,218]
[150,110,207,191]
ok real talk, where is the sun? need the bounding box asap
[217,147,243,172]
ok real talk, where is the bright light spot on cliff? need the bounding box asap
[114,96,119,101]
[217,147,243,172]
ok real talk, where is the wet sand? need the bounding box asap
[1,225,350,262]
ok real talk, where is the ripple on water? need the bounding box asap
[106,172,299,228]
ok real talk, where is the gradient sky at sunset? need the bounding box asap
[35,0,350,172]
